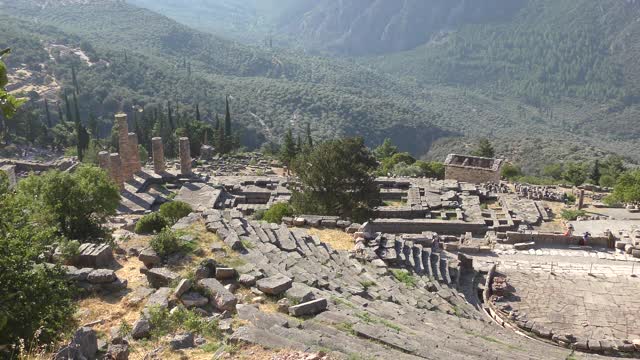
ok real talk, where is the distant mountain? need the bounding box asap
[3,0,640,173]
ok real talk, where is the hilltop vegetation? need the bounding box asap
[2,0,640,173]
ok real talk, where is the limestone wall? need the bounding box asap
[445,165,500,184]
[369,218,487,235]
[504,231,610,248]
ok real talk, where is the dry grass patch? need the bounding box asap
[307,228,354,251]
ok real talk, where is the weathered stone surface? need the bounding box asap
[77,243,114,268]
[236,304,290,329]
[145,287,172,310]
[224,231,244,251]
[175,183,220,212]
[145,267,179,288]
[288,298,328,317]
[257,274,293,295]
[238,273,257,287]
[131,318,151,339]
[181,292,209,308]
[87,269,117,284]
[285,282,316,303]
[215,267,236,280]
[173,279,192,298]
[138,248,161,268]
[198,278,238,311]
[169,333,194,350]
[126,287,154,306]
[513,242,535,250]
[228,326,306,351]
[72,327,98,360]
[106,343,130,360]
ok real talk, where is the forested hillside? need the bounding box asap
[2,0,640,173]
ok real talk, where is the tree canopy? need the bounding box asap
[291,137,379,222]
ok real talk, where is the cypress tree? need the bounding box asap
[57,101,64,123]
[280,129,297,173]
[296,134,302,152]
[195,103,201,122]
[224,96,232,137]
[214,113,220,131]
[71,65,79,93]
[306,122,313,148]
[72,91,81,126]
[167,101,174,130]
[64,90,74,123]
[44,99,52,128]
[591,160,601,184]
[216,124,225,154]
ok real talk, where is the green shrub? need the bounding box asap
[135,212,169,234]
[150,228,181,257]
[262,202,294,224]
[147,306,221,339]
[561,209,586,221]
[565,194,576,205]
[159,201,193,224]
[390,269,416,287]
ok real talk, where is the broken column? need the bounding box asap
[151,137,165,174]
[98,151,111,172]
[0,164,17,190]
[109,153,124,190]
[179,137,192,176]
[578,189,585,210]
[115,113,132,181]
[128,133,141,174]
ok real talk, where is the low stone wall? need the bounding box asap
[503,231,610,248]
[369,218,487,235]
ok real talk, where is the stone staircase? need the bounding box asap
[201,210,599,359]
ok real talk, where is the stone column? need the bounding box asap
[98,151,111,172]
[128,132,141,174]
[109,153,124,190]
[179,137,192,176]
[152,137,165,174]
[578,189,585,210]
[115,113,131,181]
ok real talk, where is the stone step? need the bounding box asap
[440,258,451,285]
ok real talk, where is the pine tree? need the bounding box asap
[472,138,496,158]
[44,99,52,128]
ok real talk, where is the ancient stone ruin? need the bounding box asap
[444,154,504,183]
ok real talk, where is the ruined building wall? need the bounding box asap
[445,165,501,184]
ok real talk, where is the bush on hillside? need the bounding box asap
[262,203,294,224]
[159,201,193,224]
[135,212,169,234]
[561,209,586,221]
[150,228,181,257]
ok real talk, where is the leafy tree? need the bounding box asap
[373,138,398,160]
[0,49,26,120]
[599,174,616,188]
[0,172,76,349]
[379,152,416,175]
[611,170,640,204]
[472,138,495,158]
[15,165,120,240]
[501,163,523,180]
[291,137,379,222]
[542,163,564,180]
[562,162,589,187]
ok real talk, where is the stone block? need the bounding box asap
[180,292,209,308]
[173,279,192,298]
[288,298,328,317]
[138,248,161,268]
[87,269,117,284]
[215,267,236,280]
[77,243,114,268]
[145,267,180,288]
[257,275,293,295]
[198,278,238,312]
